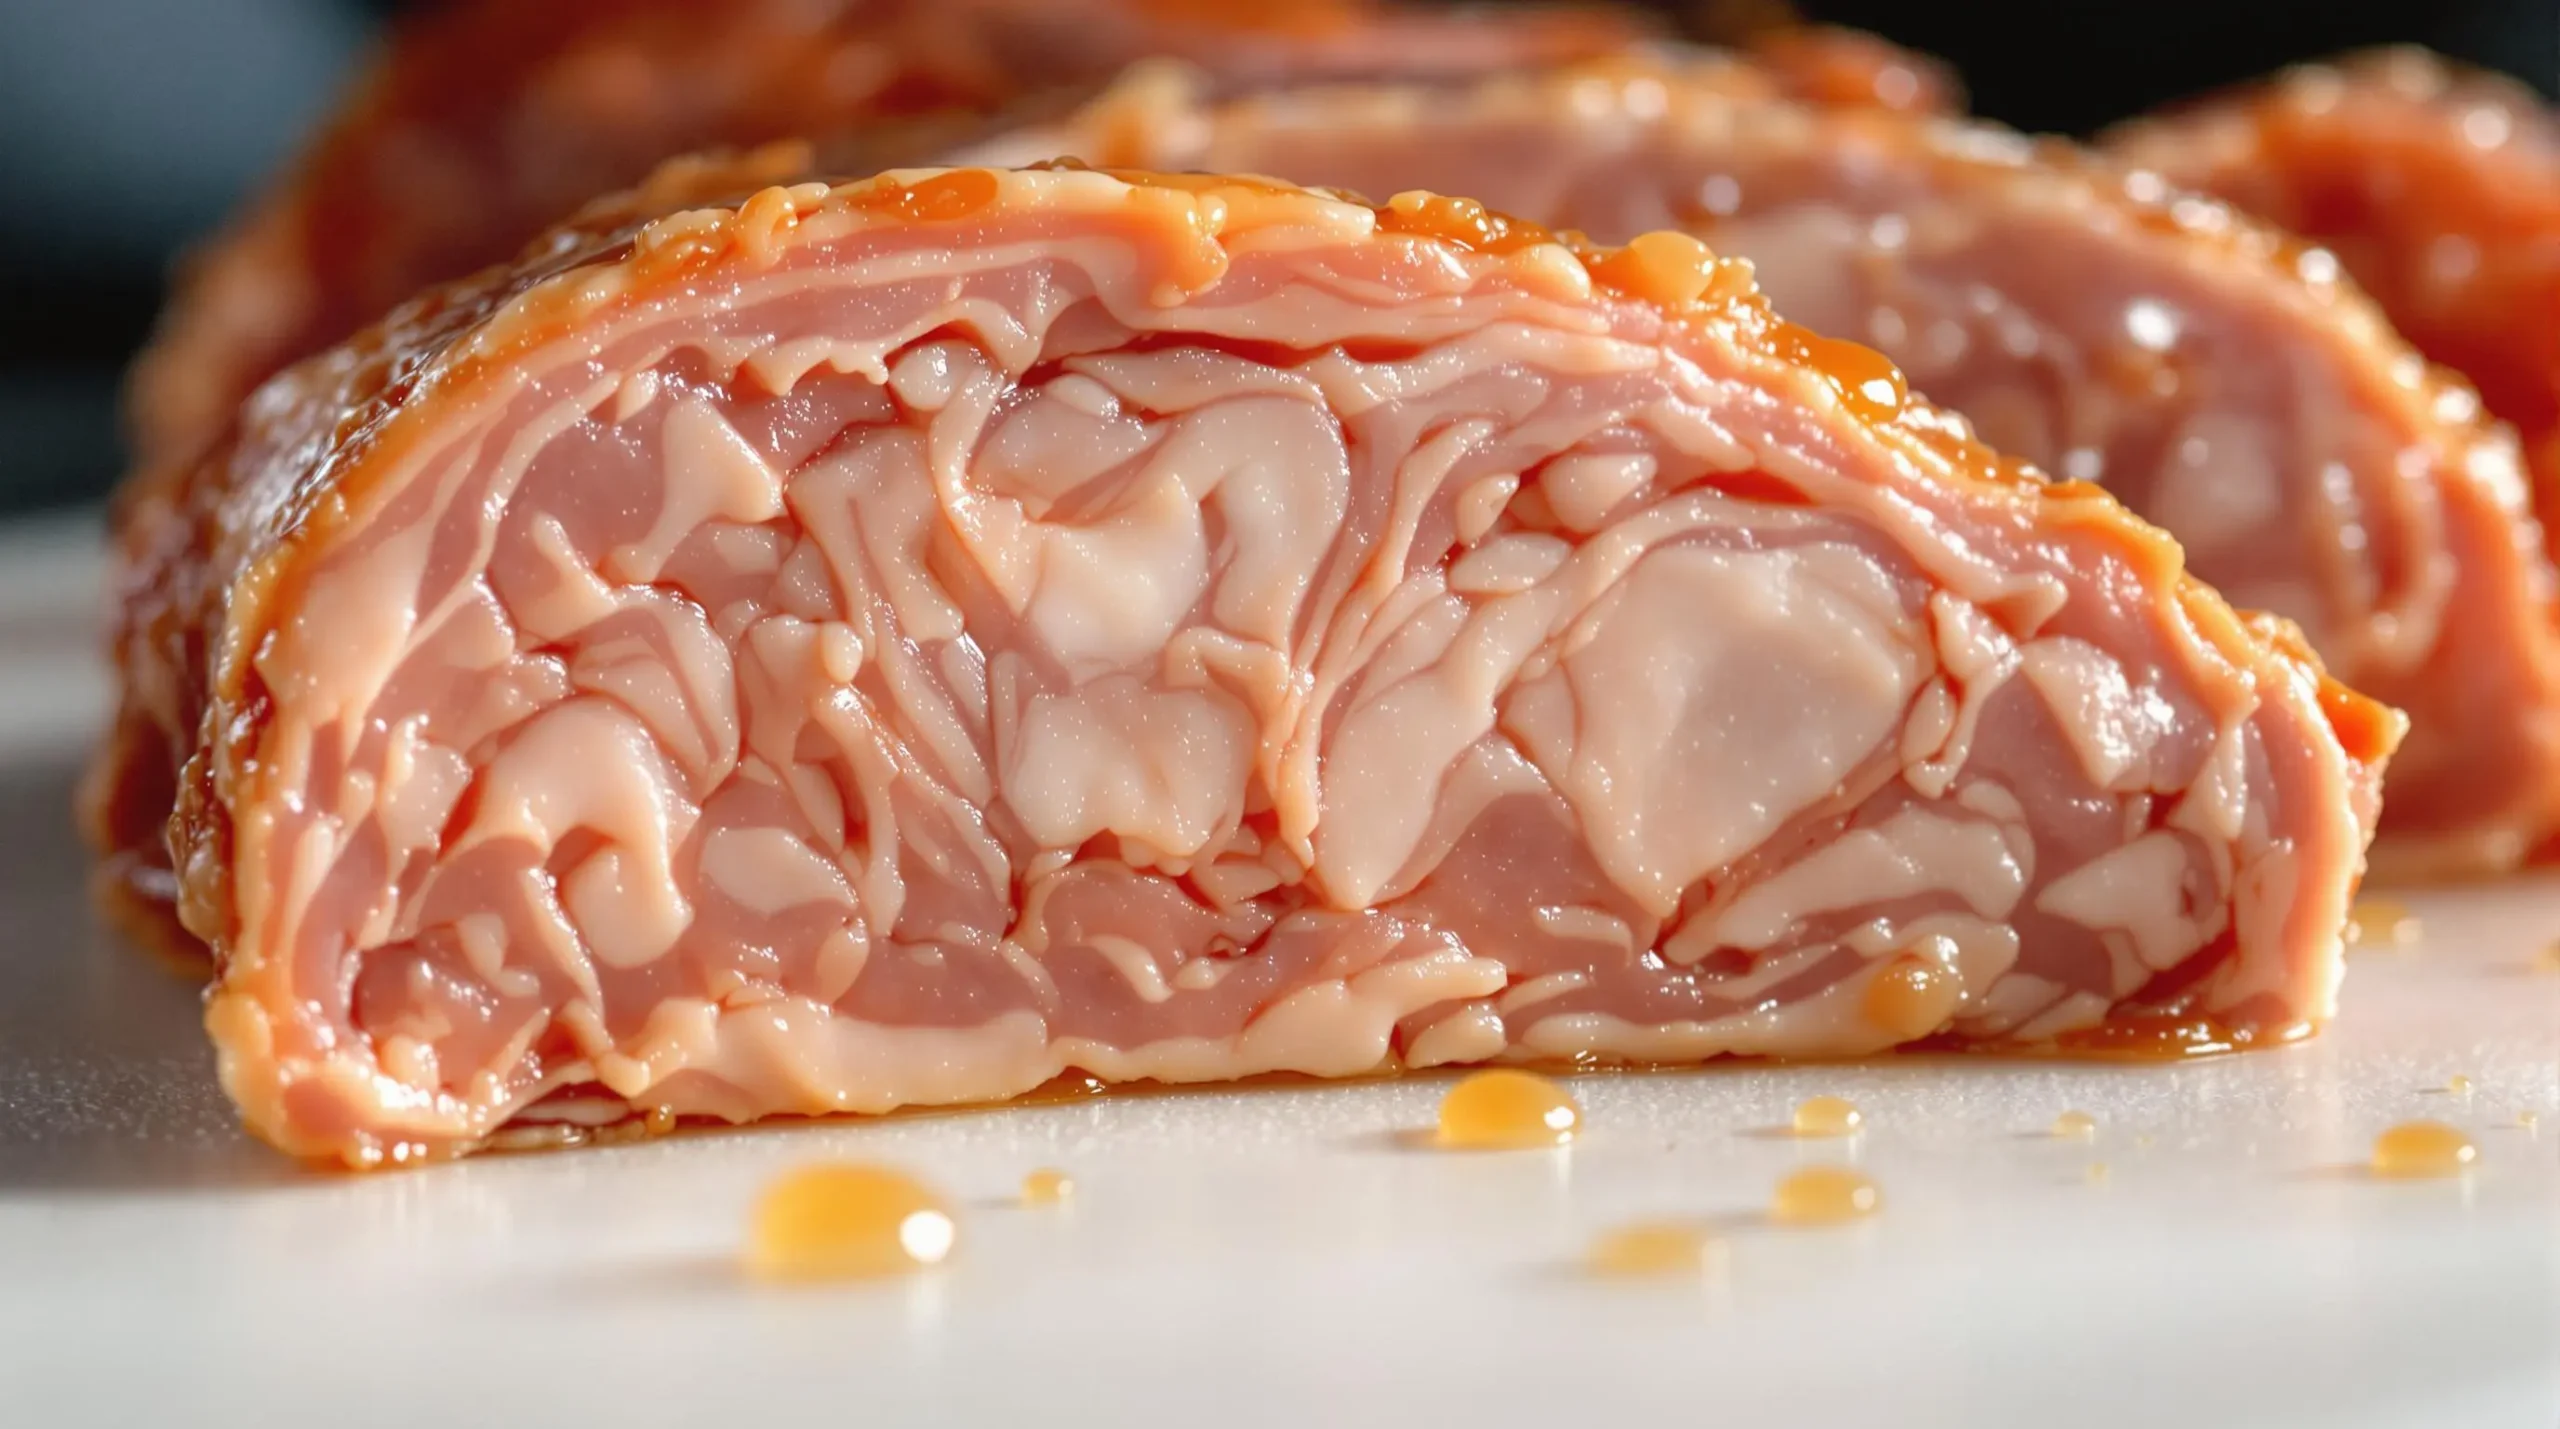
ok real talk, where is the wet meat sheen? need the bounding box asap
[90,167,2393,1164]
[2105,51,2560,569]
[980,60,2560,874]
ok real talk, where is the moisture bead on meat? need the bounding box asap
[87,167,2392,1164]
[974,61,2558,875]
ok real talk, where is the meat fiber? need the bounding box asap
[124,0,1663,484]
[90,166,2394,1165]
[2105,50,2560,568]
[976,61,2560,875]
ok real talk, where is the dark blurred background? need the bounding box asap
[0,0,2552,520]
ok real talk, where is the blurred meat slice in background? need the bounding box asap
[123,0,1664,483]
[2107,51,2560,563]
[0,0,2550,519]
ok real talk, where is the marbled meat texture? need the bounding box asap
[973,60,2558,875]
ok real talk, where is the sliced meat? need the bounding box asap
[125,0,1663,484]
[2104,50,2560,564]
[92,165,2394,1164]
[978,61,2560,875]
[1740,23,1961,115]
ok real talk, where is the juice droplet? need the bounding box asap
[1587,1221,1724,1277]
[2369,1121,2477,1179]
[855,168,1001,223]
[745,1163,956,1281]
[1791,1095,1865,1137]
[2535,941,2560,972]
[1435,1069,1581,1149]
[1773,322,1908,422]
[1379,190,1555,255]
[1020,1167,1076,1205]
[2052,1110,2100,1141]
[2344,898,2418,947]
[2084,1161,2112,1185]
[2446,1074,2474,1096]
[1863,954,1962,1039]
[1770,1165,1882,1226]
[1594,229,1719,307]
[2519,1110,2540,1130]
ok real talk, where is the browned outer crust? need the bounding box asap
[87,165,2404,977]
[123,0,1662,486]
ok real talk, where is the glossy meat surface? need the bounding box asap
[2106,50,2560,568]
[1741,23,1960,116]
[90,166,2391,1163]
[979,62,2558,873]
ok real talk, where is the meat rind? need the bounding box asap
[93,166,2393,1164]
[973,60,2557,874]
[2104,50,2560,570]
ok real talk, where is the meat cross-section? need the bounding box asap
[89,167,2395,1164]
[968,60,2557,874]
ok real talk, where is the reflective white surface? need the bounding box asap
[0,519,2553,1427]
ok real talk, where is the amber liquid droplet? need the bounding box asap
[2534,942,2560,973]
[1773,322,1908,422]
[858,168,1002,223]
[1770,1166,1882,1226]
[1864,955,1961,1040]
[1020,1167,1076,1205]
[2344,898,2418,947]
[1435,1069,1582,1149]
[1588,1221,1723,1277]
[1592,229,1719,307]
[1791,1096,1865,1137]
[745,1164,957,1280]
[2084,1161,2112,1185]
[2052,1110,2100,1141]
[1379,190,1553,256]
[2446,1074,2474,1096]
[2369,1121,2477,1179]
[2519,1110,2541,1131]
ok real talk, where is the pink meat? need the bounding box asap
[92,166,2394,1165]
[976,60,2560,876]
[2105,51,2560,591]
